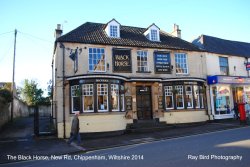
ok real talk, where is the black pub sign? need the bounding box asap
[113,48,132,72]
[154,52,171,73]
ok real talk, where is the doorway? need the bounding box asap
[136,86,152,120]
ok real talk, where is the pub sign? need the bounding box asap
[113,48,132,72]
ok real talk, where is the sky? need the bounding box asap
[0,0,250,95]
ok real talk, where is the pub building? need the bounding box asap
[53,19,209,138]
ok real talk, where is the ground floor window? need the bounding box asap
[164,86,174,109]
[70,79,125,113]
[71,85,80,113]
[175,85,184,109]
[97,84,108,112]
[82,84,94,112]
[163,81,206,110]
[111,84,119,111]
[212,85,230,115]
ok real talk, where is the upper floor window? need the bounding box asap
[175,53,188,74]
[89,48,106,72]
[105,19,120,38]
[151,29,158,41]
[110,25,118,38]
[137,51,149,72]
[219,57,229,75]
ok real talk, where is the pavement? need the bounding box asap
[0,116,249,164]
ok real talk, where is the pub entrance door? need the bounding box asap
[136,86,152,120]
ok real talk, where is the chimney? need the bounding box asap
[171,24,181,38]
[54,24,62,39]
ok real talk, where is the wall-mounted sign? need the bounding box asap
[154,52,171,73]
[158,96,163,109]
[246,63,250,71]
[125,96,132,111]
[207,75,250,85]
[113,49,132,72]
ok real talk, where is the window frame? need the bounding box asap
[164,86,174,109]
[97,84,109,112]
[111,84,119,111]
[110,25,118,38]
[175,85,184,109]
[88,48,106,72]
[175,53,188,74]
[71,85,80,113]
[219,56,229,75]
[137,50,149,72]
[82,84,94,113]
[150,29,158,41]
[185,85,193,108]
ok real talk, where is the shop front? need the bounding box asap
[207,75,250,119]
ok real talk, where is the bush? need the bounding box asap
[0,89,12,103]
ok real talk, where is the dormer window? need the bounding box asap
[144,23,160,42]
[151,29,158,41]
[110,25,118,37]
[105,19,120,38]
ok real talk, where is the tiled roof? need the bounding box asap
[192,35,250,57]
[56,22,201,51]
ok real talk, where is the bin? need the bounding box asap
[238,103,246,124]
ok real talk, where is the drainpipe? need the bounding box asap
[60,42,66,139]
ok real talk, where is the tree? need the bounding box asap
[21,79,44,106]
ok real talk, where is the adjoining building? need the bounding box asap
[193,35,250,120]
[52,19,209,138]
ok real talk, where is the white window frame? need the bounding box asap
[71,85,80,113]
[88,48,106,72]
[82,84,94,113]
[151,29,158,41]
[111,84,119,111]
[164,86,174,109]
[137,50,149,72]
[110,25,118,38]
[97,84,108,112]
[185,85,193,108]
[194,85,200,108]
[175,53,188,74]
[175,85,184,109]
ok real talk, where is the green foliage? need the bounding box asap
[0,88,12,103]
[21,79,49,106]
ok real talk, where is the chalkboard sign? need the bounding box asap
[113,49,132,72]
[154,52,171,73]
[158,96,163,109]
[125,96,132,111]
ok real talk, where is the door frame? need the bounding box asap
[136,86,153,120]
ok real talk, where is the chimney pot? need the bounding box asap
[55,24,63,39]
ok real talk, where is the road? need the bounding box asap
[2,127,250,167]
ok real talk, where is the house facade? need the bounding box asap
[193,35,250,120]
[53,19,209,138]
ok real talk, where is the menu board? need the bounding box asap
[154,52,171,73]
[125,96,132,111]
[158,96,163,109]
